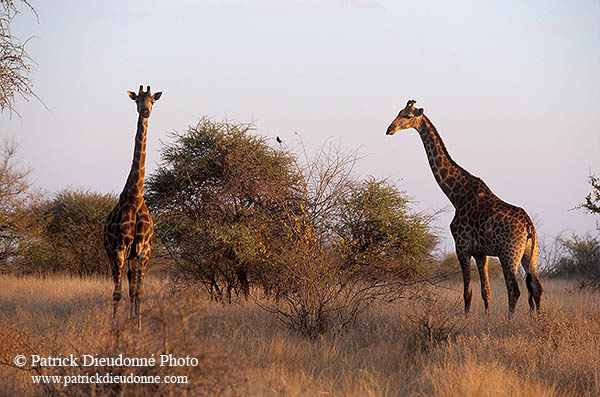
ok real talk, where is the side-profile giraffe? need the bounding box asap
[386,100,542,315]
[104,85,162,329]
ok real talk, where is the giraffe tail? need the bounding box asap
[524,222,537,273]
[524,220,543,311]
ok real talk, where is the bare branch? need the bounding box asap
[0,0,40,117]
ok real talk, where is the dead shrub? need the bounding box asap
[404,290,466,352]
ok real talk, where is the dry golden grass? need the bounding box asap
[0,274,598,396]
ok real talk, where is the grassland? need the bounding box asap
[0,274,599,396]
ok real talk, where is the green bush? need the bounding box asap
[22,189,117,276]
[337,177,438,278]
[550,233,600,280]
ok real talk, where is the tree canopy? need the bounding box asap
[146,118,299,301]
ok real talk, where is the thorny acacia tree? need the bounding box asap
[0,0,38,115]
[259,141,439,337]
[146,118,300,302]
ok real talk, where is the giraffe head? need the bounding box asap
[127,85,162,119]
[386,100,424,135]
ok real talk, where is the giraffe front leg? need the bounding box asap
[457,251,472,314]
[134,249,149,330]
[111,250,126,319]
[475,255,491,314]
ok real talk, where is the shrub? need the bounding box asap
[21,189,117,276]
[549,233,600,289]
[337,177,438,278]
[258,142,439,337]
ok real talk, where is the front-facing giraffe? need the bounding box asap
[386,100,542,315]
[104,85,162,329]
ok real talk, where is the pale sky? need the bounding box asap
[1,0,599,253]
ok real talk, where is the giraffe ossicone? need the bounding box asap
[104,84,162,329]
[386,99,543,315]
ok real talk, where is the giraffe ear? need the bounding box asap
[153,92,162,101]
[128,91,137,100]
[414,108,424,116]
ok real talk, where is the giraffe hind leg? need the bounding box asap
[499,254,520,316]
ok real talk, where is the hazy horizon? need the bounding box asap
[1,0,598,252]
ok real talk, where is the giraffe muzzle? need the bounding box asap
[386,124,397,135]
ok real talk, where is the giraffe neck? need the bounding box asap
[122,114,148,204]
[416,115,476,208]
